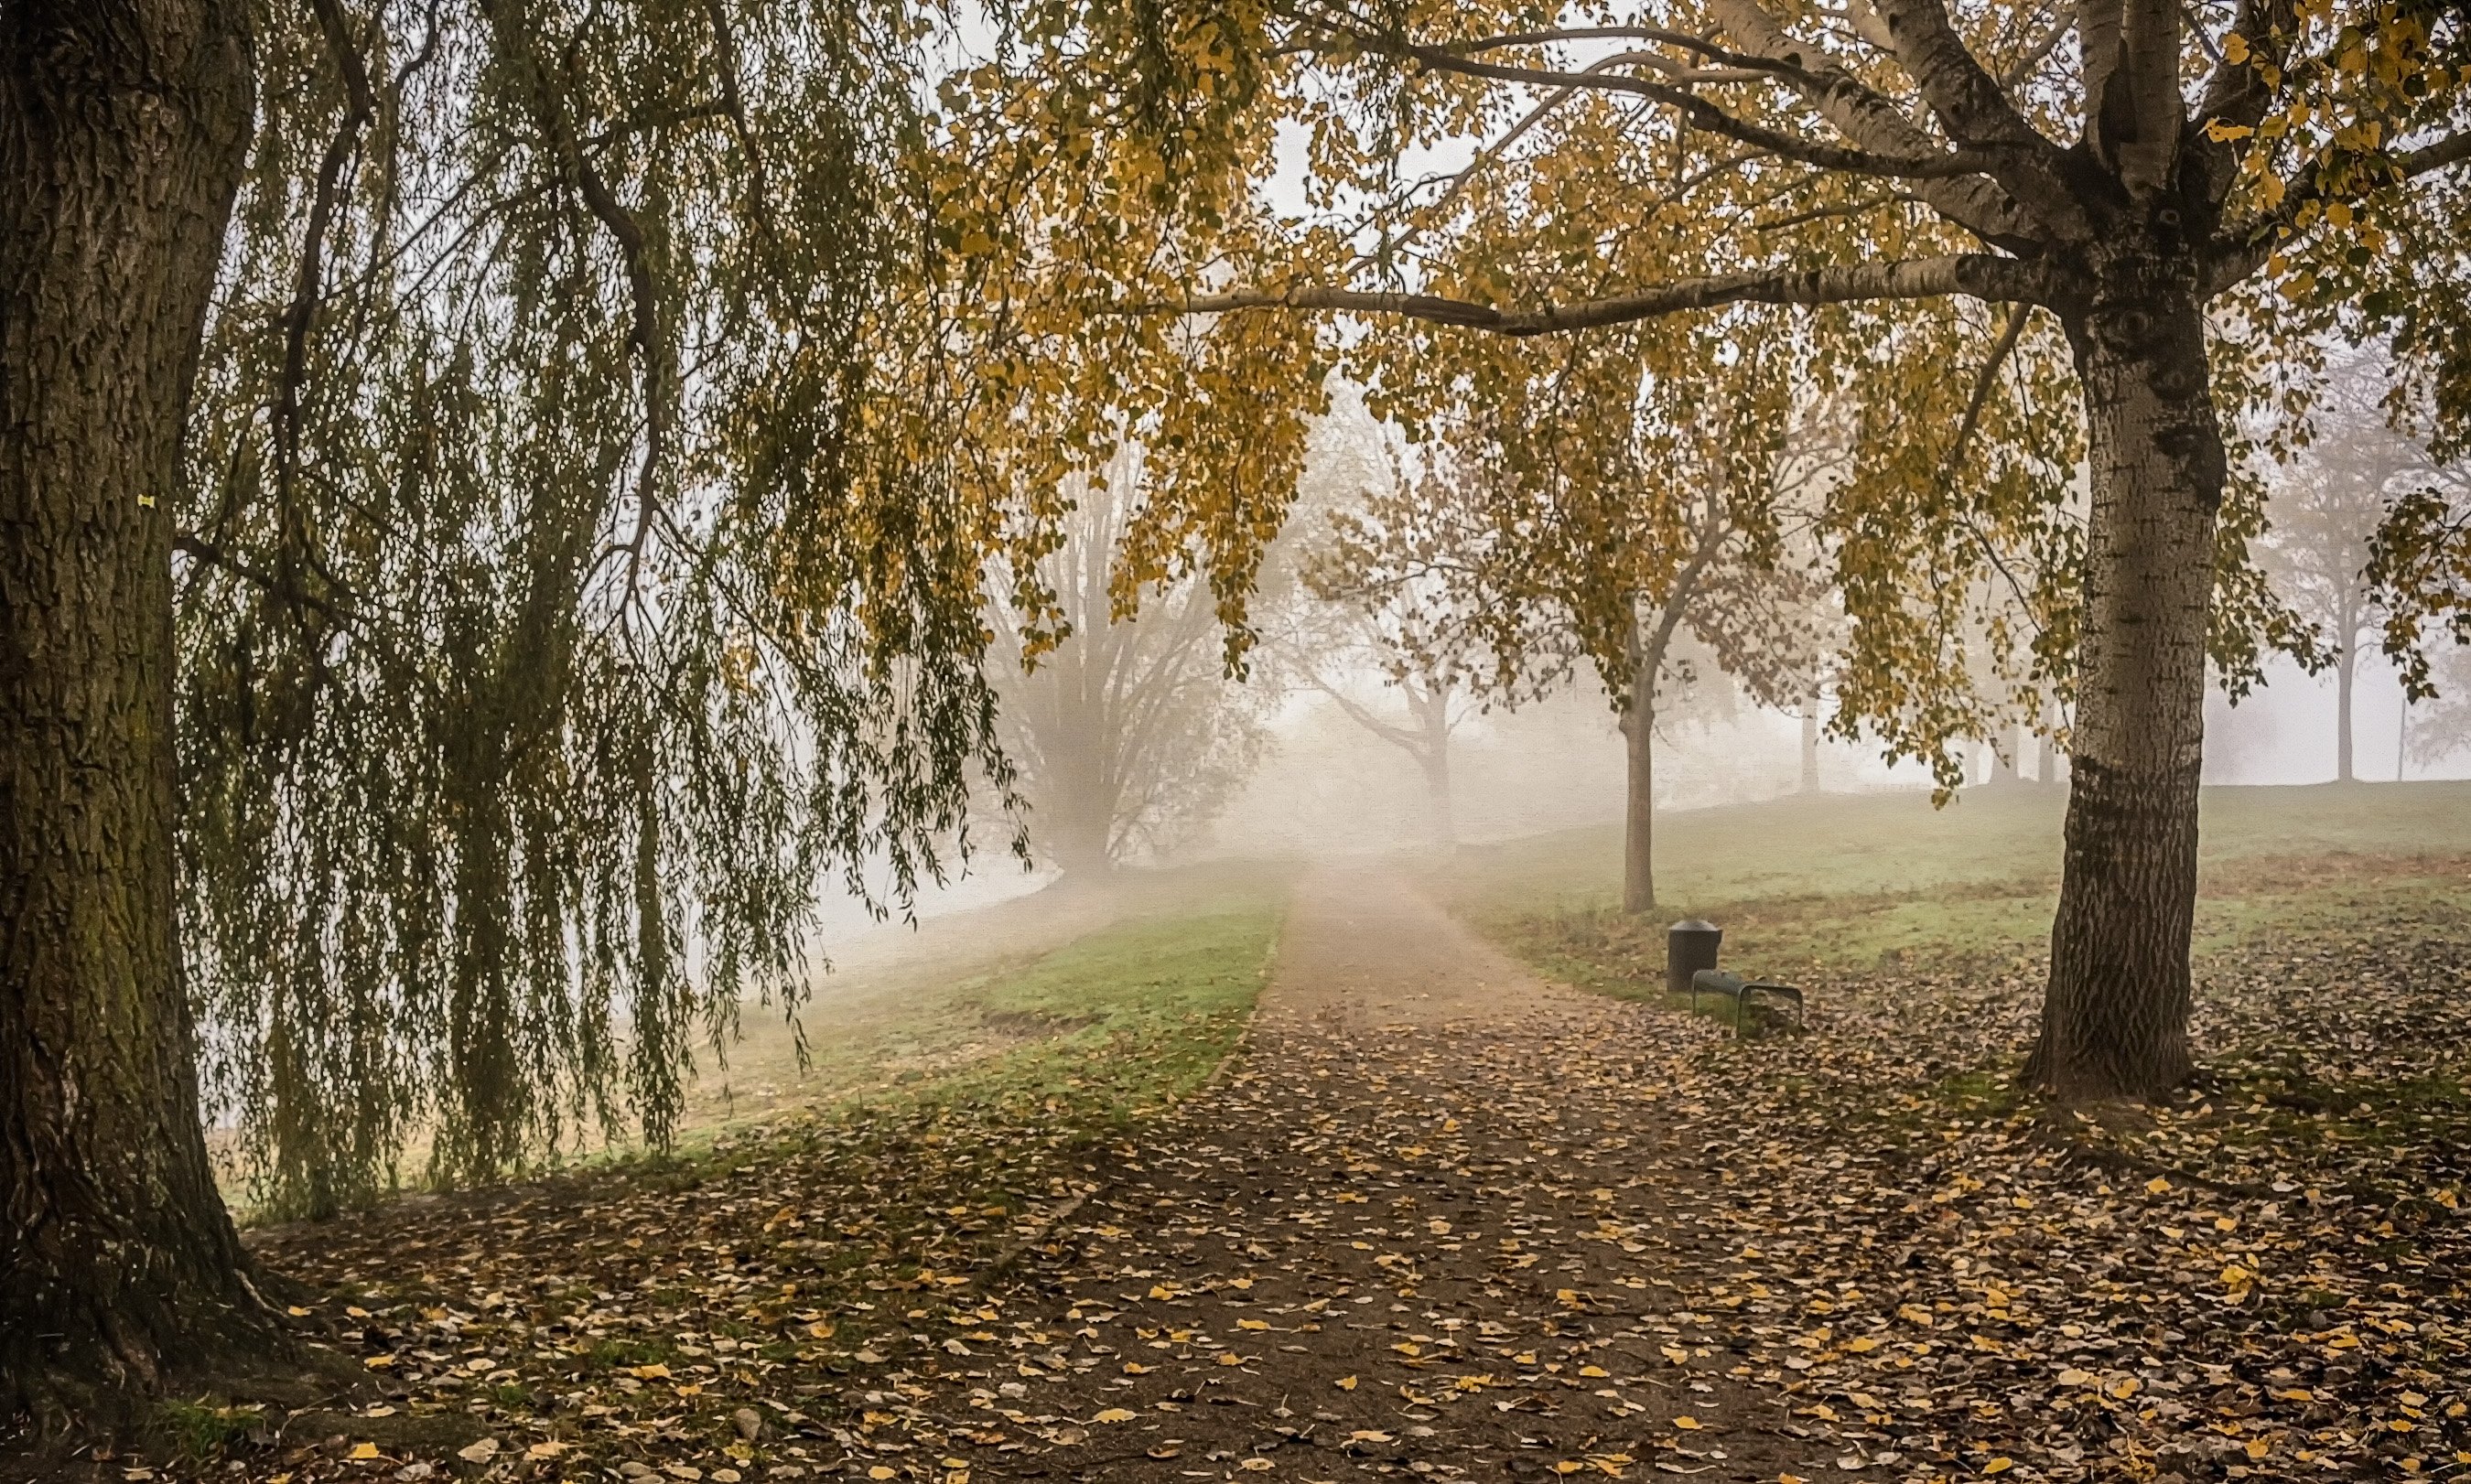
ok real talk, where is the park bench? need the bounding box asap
[1688,969,1806,1035]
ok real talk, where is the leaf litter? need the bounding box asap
[169,871,2465,1484]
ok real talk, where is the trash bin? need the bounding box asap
[1667,919,1721,999]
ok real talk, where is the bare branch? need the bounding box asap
[1701,0,2044,249]
[2405,131,2471,180]
[1130,254,2049,336]
[1387,41,2002,181]
[1864,0,2062,156]
[1941,306,2029,483]
[1999,2,2076,88]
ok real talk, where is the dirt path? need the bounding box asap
[907,865,1818,1481]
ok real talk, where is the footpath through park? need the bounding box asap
[902,865,1813,1481]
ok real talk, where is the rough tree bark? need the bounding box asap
[0,0,273,1425]
[2025,250,2219,1102]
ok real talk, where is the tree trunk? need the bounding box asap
[1798,695,1821,792]
[2026,271,2218,1102]
[2,0,269,1426]
[1418,691,1456,846]
[2335,634,2357,783]
[1620,662,1655,915]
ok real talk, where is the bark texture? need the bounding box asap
[2026,253,2218,1102]
[1,0,269,1424]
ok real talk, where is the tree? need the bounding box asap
[4,0,267,1425]
[937,0,2471,1099]
[990,449,1273,876]
[2264,346,2464,779]
[5,0,1002,1422]
[1311,311,1829,912]
[2403,641,2471,770]
[1292,473,1504,849]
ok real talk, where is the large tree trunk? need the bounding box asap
[1,0,269,1425]
[2026,270,2219,1102]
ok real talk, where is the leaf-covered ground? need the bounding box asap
[59,860,2471,1484]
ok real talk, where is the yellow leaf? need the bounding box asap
[2145,1177,2170,1194]
[2223,32,2251,63]
[1984,1460,2013,1476]
[1843,1337,1880,1353]
[349,1444,380,1460]
[870,1470,896,1481]
[1149,1285,1175,1300]
[1237,1319,1270,1330]
[2205,119,2255,142]
[2249,1439,2272,1460]
[633,1363,673,1379]
[1674,1417,1701,1430]
[1094,1408,1136,1424]
[1336,1376,1358,1391]
[1579,1365,1608,1378]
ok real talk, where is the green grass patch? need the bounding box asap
[1430,781,2471,979]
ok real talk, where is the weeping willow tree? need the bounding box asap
[3,0,1011,1425]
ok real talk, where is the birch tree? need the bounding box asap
[937,0,2469,1100]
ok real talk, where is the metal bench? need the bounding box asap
[1689,969,1807,1034]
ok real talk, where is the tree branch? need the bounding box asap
[1701,0,2045,249]
[1128,254,2048,336]
[1387,41,2001,180]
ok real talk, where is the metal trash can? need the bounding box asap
[1667,919,1721,999]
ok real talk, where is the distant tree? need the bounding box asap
[2267,349,2463,780]
[1316,311,1832,912]
[990,451,1273,876]
[2403,643,2471,772]
[1289,456,1502,848]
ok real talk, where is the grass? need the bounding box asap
[666,857,1292,1152]
[221,857,1293,1221]
[1427,780,2471,993]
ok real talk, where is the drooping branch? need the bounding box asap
[1132,254,2049,336]
[271,0,379,532]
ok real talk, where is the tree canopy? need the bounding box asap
[177,0,1027,1213]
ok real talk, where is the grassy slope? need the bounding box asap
[1430,780,2471,996]
[222,860,1292,1221]
[668,858,1293,1146]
